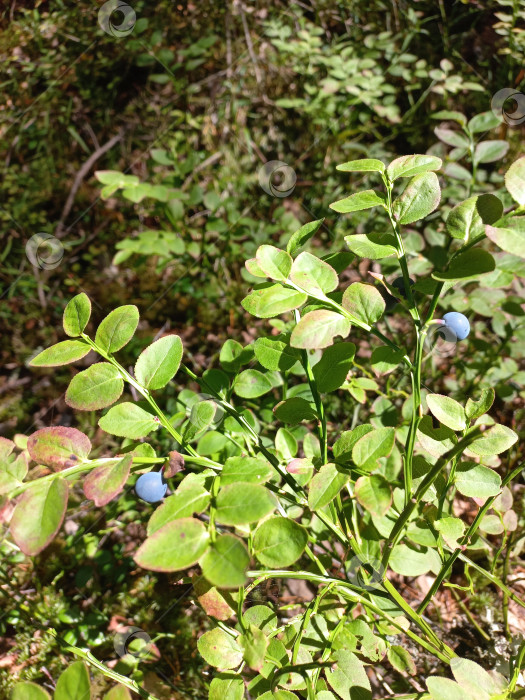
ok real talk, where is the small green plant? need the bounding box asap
[5,153,525,699]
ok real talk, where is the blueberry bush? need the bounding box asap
[5,152,525,699]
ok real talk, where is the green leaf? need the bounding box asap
[65,362,124,411]
[134,335,183,390]
[244,605,278,635]
[221,456,273,486]
[11,683,51,700]
[308,463,349,510]
[54,661,91,700]
[465,388,495,421]
[352,427,395,471]
[485,224,525,258]
[256,245,292,281]
[468,424,518,456]
[290,251,339,296]
[333,425,374,462]
[104,686,132,700]
[371,346,404,375]
[329,189,386,214]
[197,628,243,669]
[326,650,372,700]
[505,156,525,205]
[95,305,139,354]
[184,401,217,441]
[434,127,470,149]
[387,646,417,676]
[313,342,356,393]
[427,677,471,700]
[287,218,324,255]
[426,394,466,431]
[95,170,139,187]
[63,293,91,337]
[467,111,501,133]
[337,158,385,173]
[390,544,440,576]
[215,483,275,525]
[242,284,307,318]
[355,475,392,516]
[446,194,503,242]
[240,625,268,672]
[30,340,91,367]
[290,310,350,349]
[433,248,495,281]
[209,674,244,700]
[98,402,160,439]
[253,516,308,567]
[473,140,509,165]
[147,483,210,534]
[387,154,442,180]
[200,534,250,589]
[83,455,131,507]
[0,443,27,496]
[27,426,91,470]
[254,337,298,371]
[435,517,465,548]
[220,339,251,373]
[417,416,456,458]
[342,283,385,325]
[344,233,396,259]
[274,397,316,424]
[450,657,506,696]
[134,517,209,572]
[393,172,441,225]
[233,369,273,398]
[11,478,68,556]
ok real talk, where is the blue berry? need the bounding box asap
[442,312,470,340]
[135,471,167,503]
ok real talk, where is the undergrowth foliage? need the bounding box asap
[6,153,525,699]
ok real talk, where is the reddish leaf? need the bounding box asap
[164,451,185,478]
[27,427,91,470]
[11,478,68,555]
[83,455,131,506]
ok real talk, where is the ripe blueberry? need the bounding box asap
[135,471,167,503]
[442,311,470,340]
[382,276,415,310]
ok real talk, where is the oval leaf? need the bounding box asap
[54,661,91,700]
[66,362,124,411]
[290,310,350,349]
[393,172,441,225]
[200,534,250,589]
[134,517,209,572]
[11,478,68,555]
[63,293,91,337]
[253,516,308,567]
[134,335,183,390]
[30,340,91,367]
[215,483,275,526]
[27,426,91,470]
[83,455,131,507]
[95,305,139,354]
[98,402,160,439]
